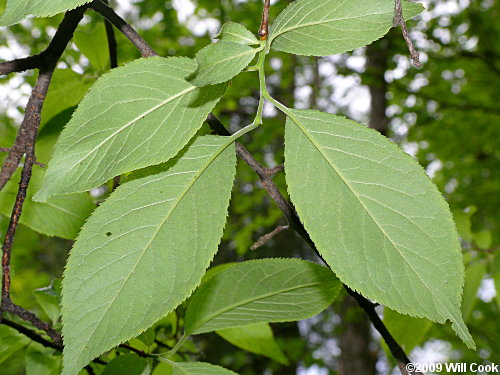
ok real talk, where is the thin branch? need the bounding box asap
[207,114,418,375]
[2,318,61,350]
[2,300,62,345]
[258,0,271,40]
[90,0,157,57]
[394,0,421,67]
[251,225,289,250]
[104,0,119,69]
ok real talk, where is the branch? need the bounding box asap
[251,225,289,251]
[90,0,157,57]
[258,0,271,40]
[2,318,61,350]
[207,114,420,375]
[394,0,421,67]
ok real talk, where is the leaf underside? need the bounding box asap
[216,323,289,365]
[284,109,474,349]
[269,0,424,56]
[217,22,260,45]
[189,41,257,87]
[185,258,342,335]
[34,57,225,201]
[61,136,236,375]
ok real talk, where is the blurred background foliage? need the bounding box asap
[0,0,498,374]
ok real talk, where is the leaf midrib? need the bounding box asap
[287,112,453,316]
[189,280,330,334]
[65,85,196,174]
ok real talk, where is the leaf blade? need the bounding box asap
[189,42,257,87]
[185,258,341,335]
[284,109,474,348]
[216,22,259,45]
[173,362,239,375]
[269,0,423,56]
[34,57,225,202]
[61,136,236,375]
[216,323,288,365]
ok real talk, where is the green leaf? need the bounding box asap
[25,346,62,375]
[216,323,288,365]
[0,325,30,364]
[61,136,236,375]
[34,57,225,202]
[462,261,486,321]
[383,308,433,353]
[453,206,476,242]
[34,280,62,326]
[0,0,91,27]
[173,362,238,375]
[185,258,341,335]
[189,42,258,86]
[101,354,149,375]
[216,22,259,45]
[269,0,424,56]
[494,273,500,309]
[41,69,94,129]
[74,24,109,71]
[284,109,474,349]
[473,230,492,249]
[0,166,95,240]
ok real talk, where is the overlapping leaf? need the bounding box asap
[61,136,236,375]
[217,323,288,365]
[0,134,94,239]
[284,109,474,348]
[34,57,225,202]
[0,0,92,27]
[189,42,258,86]
[269,0,424,56]
[185,259,341,335]
[217,22,259,45]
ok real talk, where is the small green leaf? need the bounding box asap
[0,0,91,27]
[216,22,259,45]
[74,24,109,71]
[269,0,424,56]
[25,346,62,375]
[189,42,258,86]
[40,69,94,129]
[61,136,236,375]
[185,258,341,335]
[494,273,500,309]
[284,109,474,349]
[0,325,30,364]
[173,362,238,375]
[217,323,288,365]
[462,261,486,321]
[473,230,492,250]
[101,354,149,375]
[34,280,62,326]
[383,308,433,353]
[34,57,225,202]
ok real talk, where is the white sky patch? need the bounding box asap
[172,0,196,23]
[478,278,496,303]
